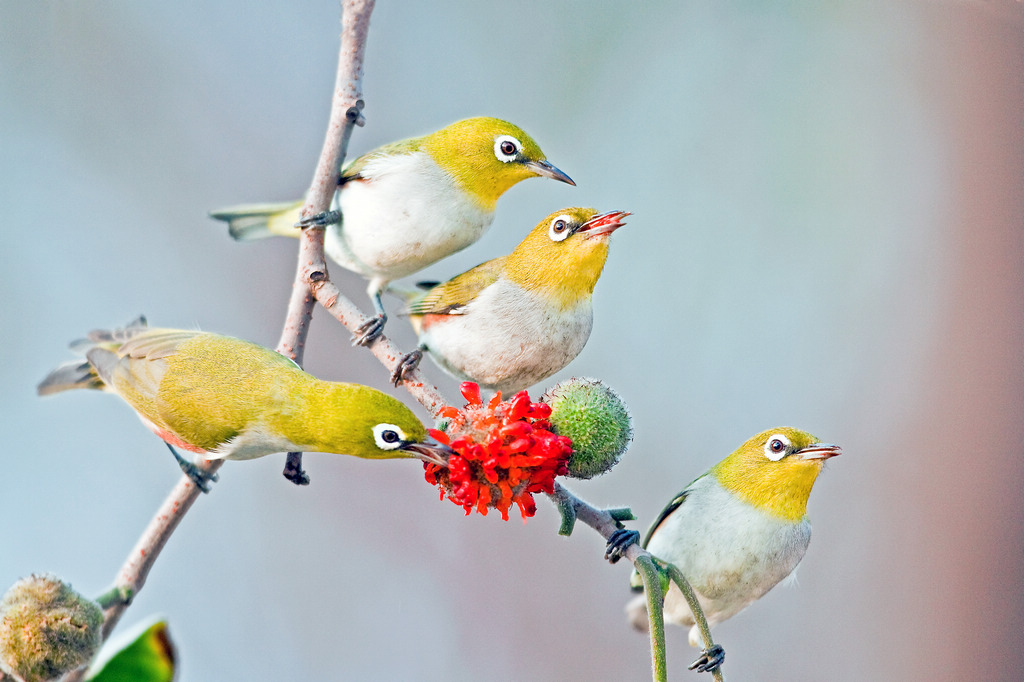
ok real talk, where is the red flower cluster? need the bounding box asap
[425,382,572,521]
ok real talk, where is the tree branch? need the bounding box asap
[66,5,378,679]
[70,3,720,681]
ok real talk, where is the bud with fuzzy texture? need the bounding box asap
[0,574,103,682]
[542,378,633,479]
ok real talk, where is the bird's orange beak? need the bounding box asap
[794,443,842,460]
[578,210,631,239]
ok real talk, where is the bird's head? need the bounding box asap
[711,427,841,522]
[319,385,453,465]
[505,207,630,310]
[423,117,574,210]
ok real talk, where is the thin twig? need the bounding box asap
[279,0,375,479]
[550,483,673,679]
[312,281,446,416]
[65,5,378,679]
[70,4,711,682]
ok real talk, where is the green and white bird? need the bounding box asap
[392,207,628,395]
[210,117,574,345]
[607,427,840,669]
[38,318,451,491]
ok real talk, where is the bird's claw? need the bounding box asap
[283,453,310,486]
[353,315,386,346]
[295,210,341,229]
[605,528,641,564]
[391,349,423,386]
[167,443,217,493]
[688,644,725,674]
[182,462,218,493]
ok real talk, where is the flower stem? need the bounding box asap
[634,555,668,682]
[665,563,725,682]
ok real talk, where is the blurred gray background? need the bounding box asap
[3,1,1023,680]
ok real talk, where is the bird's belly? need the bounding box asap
[420,286,593,394]
[649,482,811,626]
[326,166,492,279]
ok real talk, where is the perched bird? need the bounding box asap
[606,427,840,671]
[392,207,629,394]
[38,318,451,491]
[210,117,575,345]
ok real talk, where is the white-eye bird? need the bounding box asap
[391,207,629,395]
[38,318,451,491]
[606,427,840,670]
[209,117,575,345]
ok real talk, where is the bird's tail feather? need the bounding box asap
[37,360,104,395]
[208,200,305,241]
[38,316,149,396]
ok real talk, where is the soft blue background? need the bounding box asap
[3,2,1022,680]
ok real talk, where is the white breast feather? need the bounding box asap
[324,152,493,279]
[419,279,593,394]
[644,475,811,639]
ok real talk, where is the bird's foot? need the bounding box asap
[687,644,725,674]
[295,210,341,229]
[604,528,641,564]
[391,349,423,386]
[353,314,386,346]
[283,452,310,486]
[167,443,218,493]
[178,459,218,493]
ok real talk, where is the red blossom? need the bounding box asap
[424,382,572,521]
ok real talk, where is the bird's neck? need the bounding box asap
[265,379,365,455]
[423,137,514,211]
[712,456,822,522]
[504,240,609,311]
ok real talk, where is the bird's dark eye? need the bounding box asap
[373,423,407,450]
[501,140,517,155]
[770,439,785,452]
[548,214,574,242]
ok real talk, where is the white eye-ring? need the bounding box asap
[548,214,573,242]
[763,433,791,461]
[494,135,521,163]
[373,423,407,450]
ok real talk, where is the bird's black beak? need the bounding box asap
[399,438,455,467]
[578,210,631,238]
[794,443,842,461]
[525,159,576,186]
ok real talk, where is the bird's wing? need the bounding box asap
[641,475,706,548]
[340,137,421,185]
[87,329,204,401]
[406,257,507,316]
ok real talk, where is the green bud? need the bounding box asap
[542,378,633,479]
[0,574,103,682]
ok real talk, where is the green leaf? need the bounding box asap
[87,619,175,682]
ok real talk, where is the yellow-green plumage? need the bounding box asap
[398,208,628,394]
[710,427,829,522]
[38,320,442,465]
[210,117,574,346]
[502,209,611,311]
[420,118,551,210]
[624,427,840,648]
